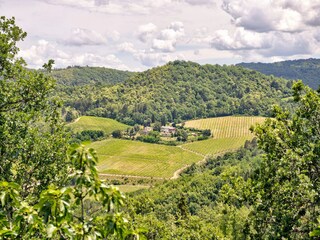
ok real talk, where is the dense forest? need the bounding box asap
[238,58,320,90]
[57,61,293,125]
[52,66,133,87]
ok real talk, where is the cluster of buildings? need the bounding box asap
[143,126,177,136]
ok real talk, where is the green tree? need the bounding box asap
[0,16,142,239]
[249,81,320,239]
[112,129,123,138]
[0,147,142,239]
[0,16,68,198]
[153,121,161,132]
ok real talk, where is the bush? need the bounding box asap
[74,130,105,142]
[112,129,122,138]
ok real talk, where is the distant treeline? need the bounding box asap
[238,58,320,89]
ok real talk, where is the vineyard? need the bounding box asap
[184,116,266,138]
[183,116,266,155]
[84,116,267,178]
[182,136,252,156]
[88,139,202,178]
[68,116,129,135]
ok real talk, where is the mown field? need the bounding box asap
[89,139,202,178]
[183,116,266,155]
[68,116,129,135]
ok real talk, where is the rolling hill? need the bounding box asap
[60,61,292,125]
[238,58,320,89]
[52,66,133,86]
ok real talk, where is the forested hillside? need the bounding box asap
[238,58,320,89]
[52,66,133,86]
[58,61,293,125]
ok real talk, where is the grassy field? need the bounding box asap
[116,185,149,193]
[182,136,252,156]
[184,116,266,138]
[68,116,129,135]
[89,139,202,178]
[84,116,266,178]
[183,116,266,155]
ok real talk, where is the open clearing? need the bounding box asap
[89,139,202,178]
[68,116,129,135]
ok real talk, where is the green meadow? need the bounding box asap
[68,116,129,135]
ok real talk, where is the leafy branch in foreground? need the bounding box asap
[0,146,143,239]
[249,81,320,239]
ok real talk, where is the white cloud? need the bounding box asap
[260,32,313,57]
[211,28,271,50]
[118,42,137,53]
[211,28,315,59]
[20,40,70,67]
[19,39,128,70]
[62,28,106,46]
[108,30,120,42]
[152,39,176,52]
[138,23,157,42]
[181,0,215,5]
[221,0,320,33]
[39,0,216,14]
[134,51,175,67]
[94,0,109,6]
[151,21,185,52]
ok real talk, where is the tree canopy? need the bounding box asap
[238,58,320,89]
[0,16,139,239]
[0,16,68,197]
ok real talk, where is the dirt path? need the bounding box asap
[171,146,229,179]
[171,146,207,179]
[72,117,80,123]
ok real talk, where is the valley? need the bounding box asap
[2,10,320,239]
[70,116,265,179]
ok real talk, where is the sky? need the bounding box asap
[1,0,320,71]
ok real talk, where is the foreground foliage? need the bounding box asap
[0,16,139,239]
[0,16,68,198]
[249,81,320,239]
[0,147,141,239]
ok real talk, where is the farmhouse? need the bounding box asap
[143,126,153,134]
[160,126,176,136]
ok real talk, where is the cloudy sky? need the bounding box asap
[1,0,320,71]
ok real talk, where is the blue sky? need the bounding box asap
[1,0,320,71]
